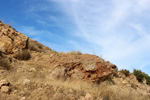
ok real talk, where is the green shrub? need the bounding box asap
[15,50,31,60]
[133,69,150,85]
[0,58,10,70]
[120,69,130,76]
[137,73,144,82]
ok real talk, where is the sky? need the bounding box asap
[0,0,150,75]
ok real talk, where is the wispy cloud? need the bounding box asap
[20,0,150,73]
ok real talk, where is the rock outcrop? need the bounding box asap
[0,21,50,55]
[49,53,118,82]
[0,22,28,54]
[0,79,10,93]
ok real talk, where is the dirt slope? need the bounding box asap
[0,21,150,100]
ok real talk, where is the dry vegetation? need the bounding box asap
[120,69,130,77]
[14,50,31,60]
[0,63,149,100]
[0,58,11,70]
[28,40,43,52]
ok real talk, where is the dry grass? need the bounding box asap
[100,85,148,100]
[0,62,149,100]
[0,93,19,100]
[28,41,43,52]
[0,58,11,70]
[14,50,31,60]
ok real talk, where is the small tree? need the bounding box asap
[133,69,150,85]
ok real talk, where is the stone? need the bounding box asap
[83,62,97,71]
[85,94,93,100]
[79,96,86,100]
[51,67,66,79]
[53,93,63,100]
[0,79,10,88]
[1,86,10,93]
[81,94,93,100]
[71,69,84,79]
[13,90,18,94]
[29,68,36,72]
[122,80,128,85]
[20,97,26,100]
[142,77,147,85]
[23,79,30,85]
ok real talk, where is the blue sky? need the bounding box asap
[0,0,150,75]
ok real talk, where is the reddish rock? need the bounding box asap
[48,54,118,82]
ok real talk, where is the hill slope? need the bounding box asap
[0,21,150,100]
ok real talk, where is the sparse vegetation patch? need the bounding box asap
[120,69,130,76]
[133,69,150,85]
[14,50,31,60]
[0,58,10,70]
[28,41,43,52]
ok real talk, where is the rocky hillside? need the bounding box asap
[0,21,150,100]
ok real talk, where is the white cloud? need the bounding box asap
[23,0,150,74]
[49,0,150,71]
[20,26,52,37]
